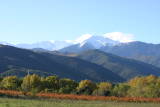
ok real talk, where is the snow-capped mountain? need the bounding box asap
[60,34,120,53]
[74,34,119,48]
[0,34,120,51]
[15,35,120,51]
[0,41,13,46]
[16,41,73,50]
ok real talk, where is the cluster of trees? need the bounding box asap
[0,74,160,98]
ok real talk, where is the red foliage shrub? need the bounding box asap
[0,90,160,103]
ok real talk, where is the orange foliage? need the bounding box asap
[0,90,23,96]
[0,90,160,103]
[37,93,160,103]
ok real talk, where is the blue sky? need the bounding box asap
[0,0,160,44]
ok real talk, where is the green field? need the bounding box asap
[0,98,160,107]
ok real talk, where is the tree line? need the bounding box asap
[0,74,160,98]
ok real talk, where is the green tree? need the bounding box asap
[59,78,78,94]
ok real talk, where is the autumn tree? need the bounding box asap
[77,80,97,95]
[1,76,20,90]
[112,83,130,97]
[21,74,42,93]
[93,82,112,96]
[128,75,160,97]
[42,76,59,92]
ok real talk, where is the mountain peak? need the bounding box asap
[0,34,120,51]
[74,34,120,48]
[74,34,93,44]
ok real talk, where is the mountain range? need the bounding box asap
[16,41,73,50]
[1,35,120,51]
[0,44,124,82]
[77,50,160,80]
[101,41,160,68]
[53,35,160,69]
[1,35,160,82]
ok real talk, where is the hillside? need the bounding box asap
[77,50,160,80]
[101,41,160,68]
[60,43,95,53]
[60,41,160,68]
[0,45,124,82]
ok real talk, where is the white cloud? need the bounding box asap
[103,32,135,43]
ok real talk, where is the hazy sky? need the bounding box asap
[0,0,160,44]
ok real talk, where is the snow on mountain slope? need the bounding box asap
[74,34,120,48]
[0,41,13,46]
[15,35,120,50]
[16,41,73,50]
[59,35,121,53]
[0,34,120,51]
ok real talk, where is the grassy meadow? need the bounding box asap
[0,98,160,107]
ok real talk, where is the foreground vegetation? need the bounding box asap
[0,74,160,98]
[0,98,160,107]
[1,90,160,103]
